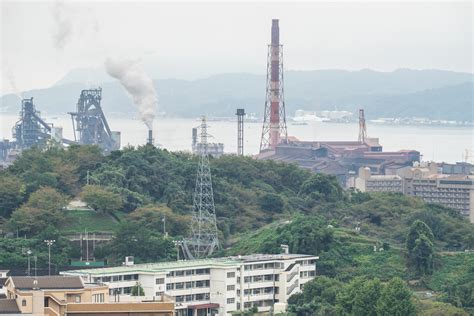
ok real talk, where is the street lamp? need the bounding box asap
[44,240,56,275]
[26,250,32,276]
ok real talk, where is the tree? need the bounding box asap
[288,276,342,315]
[100,222,175,263]
[131,282,145,296]
[0,174,25,218]
[259,193,284,213]
[376,277,416,316]
[336,278,382,316]
[7,187,67,235]
[81,185,123,214]
[25,187,68,211]
[298,173,344,203]
[406,220,435,276]
[127,204,190,236]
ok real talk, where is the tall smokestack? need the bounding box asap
[147,129,153,145]
[259,19,288,153]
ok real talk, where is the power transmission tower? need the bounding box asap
[358,109,367,143]
[182,117,219,259]
[260,19,288,153]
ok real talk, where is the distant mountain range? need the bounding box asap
[1,69,472,121]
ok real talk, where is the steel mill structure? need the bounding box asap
[259,19,288,152]
[13,98,53,149]
[236,108,245,156]
[69,88,120,153]
[183,117,219,259]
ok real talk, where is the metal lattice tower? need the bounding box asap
[13,98,52,149]
[69,88,120,152]
[358,109,367,143]
[259,19,288,153]
[183,117,219,260]
[236,108,245,156]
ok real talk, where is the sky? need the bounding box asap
[1,0,472,94]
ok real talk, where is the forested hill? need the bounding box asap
[1,69,472,121]
[0,145,473,314]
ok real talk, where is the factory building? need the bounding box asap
[260,138,420,186]
[61,253,318,315]
[355,163,474,223]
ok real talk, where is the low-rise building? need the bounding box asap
[0,276,174,316]
[62,253,318,315]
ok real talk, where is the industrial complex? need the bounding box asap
[0,15,472,316]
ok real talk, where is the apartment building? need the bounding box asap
[355,165,474,223]
[62,253,318,315]
[0,276,174,316]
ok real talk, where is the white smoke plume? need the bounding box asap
[52,0,73,50]
[5,65,22,99]
[104,58,157,129]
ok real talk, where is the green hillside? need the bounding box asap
[0,145,473,314]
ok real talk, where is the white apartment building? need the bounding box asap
[355,165,474,223]
[61,254,318,316]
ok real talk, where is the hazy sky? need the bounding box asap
[1,0,472,94]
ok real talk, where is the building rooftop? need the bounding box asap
[64,258,240,276]
[0,299,20,314]
[63,254,318,276]
[9,276,84,290]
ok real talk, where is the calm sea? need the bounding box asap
[1,114,472,163]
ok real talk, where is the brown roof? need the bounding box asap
[11,276,84,290]
[0,299,20,313]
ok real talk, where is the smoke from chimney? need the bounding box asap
[52,0,73,50]
[104,57,157,130]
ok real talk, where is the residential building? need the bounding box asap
[62,253,319,315]
[0,276,174,316]
[355,164,474,223]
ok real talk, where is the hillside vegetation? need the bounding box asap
[0,145,473,314]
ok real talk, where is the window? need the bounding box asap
[155,278,165,285]
[175,296,184,303]
[166,283,174,290]
[227,298,235,304]
[185,270,194,276]
[75,295,81,303]
[227,285,235,291]
[22,299,26,307]
[112,275,122,282]
[237,290,241,295]
[227,272,235,278]
[175,270,185,277]
[186,282,193,289]
[175,282,184,289]
[185,295,193,302]
[156,291,164,296]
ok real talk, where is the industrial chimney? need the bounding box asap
[147,129,154,145]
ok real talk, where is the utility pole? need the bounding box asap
[162,216,166,236]
[26,250,32,276]
[44,240,56,275]
[33,256,37,277]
